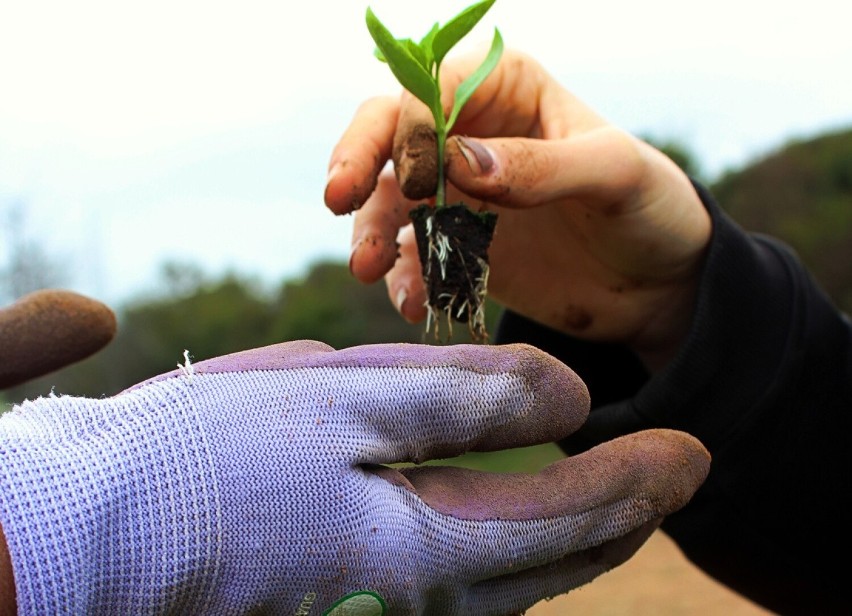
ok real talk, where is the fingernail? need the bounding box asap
[326,162,341,186]
[324,164,339,210]
[456,136,494,175]
[396,287,408,314]
[326,163,354,211]
[348,237,361,274]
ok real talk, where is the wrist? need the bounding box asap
[629,271,705,373]
[628,177,713,373]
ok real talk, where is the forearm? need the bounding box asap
[496,184,849,612]
[654,196,848,610]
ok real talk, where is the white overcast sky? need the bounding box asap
[1,0,851,304]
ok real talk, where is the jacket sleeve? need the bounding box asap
[495,183,850,614]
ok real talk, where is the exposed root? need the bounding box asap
[422,256,490,344]
[425,216,452,281]
[413,204,496,345]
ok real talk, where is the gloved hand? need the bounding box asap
[0,289,116,389]
[0,340,709,615]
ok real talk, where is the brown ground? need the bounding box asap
[527,530,776,615]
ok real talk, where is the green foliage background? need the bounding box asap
[2,126,851,472]
[3,260,507,403]
[712,129,852,312]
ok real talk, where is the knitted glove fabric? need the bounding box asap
[0,340,709,615]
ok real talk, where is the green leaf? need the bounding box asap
[374,37,428,68]
[403,38,430,71]
[366,7,439,111]
[432,0,497,67]
[419,22,440,72]
[446,28,503,133]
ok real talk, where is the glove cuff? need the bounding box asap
[0,383,223,613]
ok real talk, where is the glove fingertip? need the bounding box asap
[473,343,591,451]
[0,289,117,389]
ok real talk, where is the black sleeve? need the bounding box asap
[495,183,850,615]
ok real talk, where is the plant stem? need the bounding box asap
[436,131,446,207]
[433,66,447,207]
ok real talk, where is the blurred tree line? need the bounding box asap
[712,129,852,310]
[2,126,851,405]
[646,129,852,312]
[2,258,502,402]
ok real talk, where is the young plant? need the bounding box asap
[366,0,503,207]
[366,0,503,343]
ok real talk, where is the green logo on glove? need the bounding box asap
[323,590,387,615]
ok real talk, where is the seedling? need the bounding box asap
[366,0,503,342]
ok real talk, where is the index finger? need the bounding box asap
[320,342,590,463]
[324,95,399,215]
[155,340,590,463]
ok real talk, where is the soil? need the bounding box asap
[409,203,498,342]
[393,123,438,200]
[526,530,776,615]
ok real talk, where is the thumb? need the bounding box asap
[399,429,710,523]
[393,106,438,201]
[445,129,644,208]
[382,428,710,613]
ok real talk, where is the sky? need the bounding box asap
[1,0,851,306]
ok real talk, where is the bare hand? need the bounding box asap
[325,49,711,369]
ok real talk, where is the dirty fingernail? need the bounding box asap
[456,136,494,175]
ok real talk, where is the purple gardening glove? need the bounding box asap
[0,340,709,614]
[0,289,116,389]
